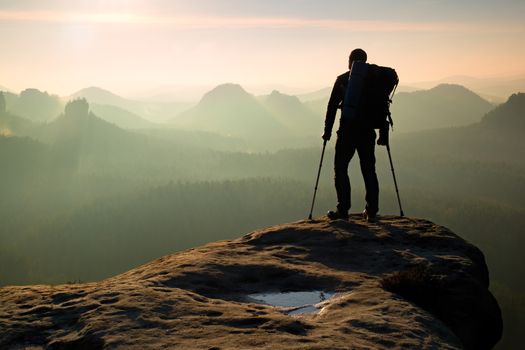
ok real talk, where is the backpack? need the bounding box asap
[342,61,399,129]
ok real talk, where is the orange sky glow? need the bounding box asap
[1,2,524,97]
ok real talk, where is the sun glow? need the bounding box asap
[0,2,523,96]
[0,10,523,34]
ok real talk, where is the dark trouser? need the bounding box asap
[334,127,379,214]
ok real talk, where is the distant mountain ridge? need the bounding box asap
[394,91,525,165]
[70,87,153,121]
[70,86,191,124]
[33,99,139,152]
[172,83,287,138]
[2,87,158,129]
[481,93,525,130]
[261,90,321,135]
[407,75,525,102]
[299,83,498,133]
[4,88,63,122]
[89,104,157,129]
[390,84,494,132]
[296,87,332,102]
[4,82,522,149]
[70,87,128,107]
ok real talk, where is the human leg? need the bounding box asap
[334,135,356,214]
[357,130,379,216]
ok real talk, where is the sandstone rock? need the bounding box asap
[0,216,502,349]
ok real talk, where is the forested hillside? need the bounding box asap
[1,88,524,348]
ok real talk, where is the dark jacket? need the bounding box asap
[324,71,350,136]
[324,71,389,139]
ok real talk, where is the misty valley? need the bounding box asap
[0,83,524,349]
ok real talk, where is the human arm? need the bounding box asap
[322,74,346,141]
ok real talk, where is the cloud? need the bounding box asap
[0,10,141,24]
[1,10,523,33]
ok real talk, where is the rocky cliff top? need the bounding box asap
[0,216,502,349]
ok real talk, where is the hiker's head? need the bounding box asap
[349,48,367,69]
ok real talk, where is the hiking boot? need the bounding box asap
[363,209,378,223]
[327,210,349,220]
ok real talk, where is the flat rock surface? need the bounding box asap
[0,215,502,349]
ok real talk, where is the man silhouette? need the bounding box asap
[322,48,388,222]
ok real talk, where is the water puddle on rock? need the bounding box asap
[246,290,335,315]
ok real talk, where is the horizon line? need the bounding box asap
[2,77,524,101]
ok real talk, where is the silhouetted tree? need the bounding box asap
[14,88,63,121]
[65,98,89,118]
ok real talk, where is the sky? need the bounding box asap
[1,0,524,97]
